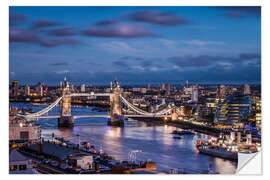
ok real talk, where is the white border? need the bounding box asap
[2,0,267,179]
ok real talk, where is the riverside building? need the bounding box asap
[9,116,41,143]
[215,94,252,126]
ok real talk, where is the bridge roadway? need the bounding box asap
[32,114,170,119]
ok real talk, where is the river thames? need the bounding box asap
[11,103,237,174]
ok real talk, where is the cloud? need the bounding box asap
[11,52,68,59]
[182,40,225,46]
[10,28,81,47]
[126,10,189,26]
[113,60,128,67]
[120,56,144,61]
[49,62,69,66]
[32,19,62,29]
[238,53,261,67]
[10,72,15,77]
[82,21,154,38]
[216,62,233,71]
[38,38,81,47]
[9,12,27,25]
[168,55,217,67]
[96,41,137,54]
[219,7,261,19]
[168,53,261,70]
[48,27,76,36]
[10,29,38,43]
[55,70,70,74]
[239,53,261,60]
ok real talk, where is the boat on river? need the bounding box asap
[196,138,238,161]
[173,136,182,139]
[172,130,195,135]
[197,144,238,161]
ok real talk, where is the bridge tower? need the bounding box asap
[58,77,74,128]
[171,107,179,121]
[108,79,124,126]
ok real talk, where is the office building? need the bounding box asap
[191,85,198,103]
[243,84,251,95]
[81,84,86,92]
[215,94,252,125]
[165,83,171,96]
[24,85,30,96]
[36,82,43,96]
[12,80,18,96]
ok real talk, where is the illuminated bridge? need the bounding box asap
[17,78,180,127]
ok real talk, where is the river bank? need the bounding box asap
[130,117,222,137]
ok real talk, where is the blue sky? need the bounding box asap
[9,6,261,85]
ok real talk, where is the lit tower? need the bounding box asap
[58,77,74,128]
[108,79,124,126]
[11,80,18,96]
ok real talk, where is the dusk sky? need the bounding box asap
[9,6,261,85]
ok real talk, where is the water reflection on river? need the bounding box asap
[11,103,237,174]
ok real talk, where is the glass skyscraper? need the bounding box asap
[215,94,252,125]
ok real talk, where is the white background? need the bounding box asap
[1,0,268,179]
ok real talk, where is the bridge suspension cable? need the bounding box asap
[70,93,112,97]
[16,93,177,120]
[18,96,63,119]
[120,95,172,116]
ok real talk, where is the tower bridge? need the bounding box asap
[17,78,180,127]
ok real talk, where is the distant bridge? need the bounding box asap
[17,78,180,127]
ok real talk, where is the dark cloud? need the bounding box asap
[168,53,261,69]
[119,56,132,60]
[48,27,76,36]
[141,60,153,67]
[135,57,144,61]
[126,10,189,26]
[82,21,154,38]
[38,38,81,47]
[113,60,128,67]
[9,12,27,25]
[10,28,81,47]
[49,62,69,66]
[168,55,217,67]
[218,7,261,19]
[120,56,144,61]
[239,53,261,60]
[9,29,38,43]
[32,19,62,29]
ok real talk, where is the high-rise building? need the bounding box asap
[186,80,189,88]
[36,82,43,96]
[218,85,226,98]
[255,100,261,132]
[81,84,86,92]
[141,88,147,94]
[11,80,18,96]
[161,84,165,90]
[243,84,251,95]
[60,81,63,90]
[24,85,30,96]
[191,85,198,103]
[184,86,193,95]
[165,83,171,95]
[147,84,151,89]
[215,94,252,125]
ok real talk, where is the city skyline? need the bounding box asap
[10,6,261,85]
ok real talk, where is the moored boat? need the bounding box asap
[197,145,238,161]
[172,130,195,135]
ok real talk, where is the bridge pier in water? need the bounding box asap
[58,77,74,128]
[108,80,124,127]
